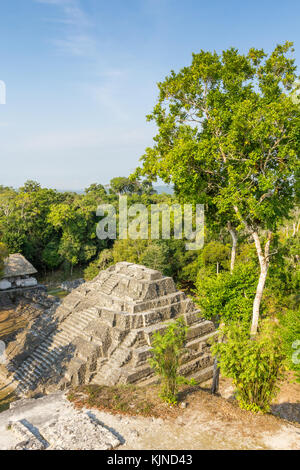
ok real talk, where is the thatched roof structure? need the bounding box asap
[3,254,37,278]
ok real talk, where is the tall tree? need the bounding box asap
[135,42,300,335]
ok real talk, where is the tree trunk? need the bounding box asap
[227,222,238,273]
[211,356,220,394]
[250,231,272,336]
[251,264,268,336]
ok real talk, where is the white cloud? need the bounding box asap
[35,0,94,56]
[34,0,131,121]
[53,34,96,56]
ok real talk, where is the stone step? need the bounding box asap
[131,345,151,366]
[143,319,174,344]
[138,372,158,387]
[184,310,203,325]
[16,356,36,372]
[16,359,45,378]
[186,321,215,340]
[60,323,82,338]
[110,347,132,367]
[31,350,55,368]
[81,310,99,321]
[186,330,216,350]
[178,354,214,377]
[14,367,42,385]
[92,367,121,387]
[122,364,153,384]
[54,331,73,344]
[122,331,139,348]
[22,361,49,380]
[63,317,91,331]
[61,324,93,343]
[132,291,186,313]
[188,364,214,384]
[37,343,64,358]
[16,355,49,375]
[16,378,35,392]
[66,312,95,325]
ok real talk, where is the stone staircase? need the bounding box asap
[11,308,100,394]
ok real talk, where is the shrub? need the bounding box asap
[195,262,257,325]
[140,242,171,274]
[280,308,300,382]
[148,317,195,404]
[212,320,285,413]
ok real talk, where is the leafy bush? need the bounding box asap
[148,317,195,404]
[195,262,258,324]
[212,320,285,413]
[201,241,230,272]
[280,308,300,382]
[140,241,171,274]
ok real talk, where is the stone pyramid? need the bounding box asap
[2,262,216,395]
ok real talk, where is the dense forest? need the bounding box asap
[0,176,299,388]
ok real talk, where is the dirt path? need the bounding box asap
[90,390,300,450]
[1,391,299,450]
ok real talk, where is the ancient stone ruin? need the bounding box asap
[1,262,215,396]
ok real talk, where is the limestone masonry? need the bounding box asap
[0,262,216,395]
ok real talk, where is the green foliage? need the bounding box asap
[140,241,171,274]
[110,176,156,196]
[280,308,300,382]
[266,230,300,311]
[0,243,8,278]
[41,240,62,269]
[196,261,258,324]
[148,317,195,404]
[201,241,230,272]
[110,177,137,195]
[84,249,114,281]
[212,321,285,413]
[112,239,149,264]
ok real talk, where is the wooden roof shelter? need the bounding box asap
[3,254,37,278]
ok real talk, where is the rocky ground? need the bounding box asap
[0,386,299,450]
[0,393,121,450]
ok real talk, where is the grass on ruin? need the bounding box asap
[0,388,16,413]
[67,383,201,418]
[67,381,300,436]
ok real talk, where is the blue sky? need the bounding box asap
[1,0,299,190]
